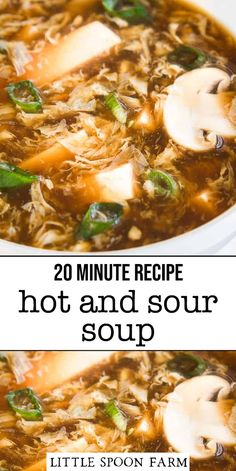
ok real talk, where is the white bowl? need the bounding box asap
[1,0,236,255]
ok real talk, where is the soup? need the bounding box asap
[0,351,235,470]
[1,0,236,251]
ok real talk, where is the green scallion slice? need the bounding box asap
[146,169,180,199]
[6,80,43,113]
[105,92,128,124]
[0,162,38,189]
[168,45,206,70]
[105,399,127,431]
[167,354,207,378]
[7,388,42,421]
[76,202,123,240]
[102,0,150,24]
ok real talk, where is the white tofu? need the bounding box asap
[95,162,137,201]
[20,130,88,172]
[79,162,138,204]
[25,21,121,85]
[24,438,89,471]
[23,351,113,393]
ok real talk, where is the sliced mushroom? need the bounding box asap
[164,68,236,151]
[163,375,236,460]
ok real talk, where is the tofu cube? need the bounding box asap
[23,351,113,393]
[24,21,121,85]
[79,162,138,204]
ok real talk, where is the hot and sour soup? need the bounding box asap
[1,0,236,250]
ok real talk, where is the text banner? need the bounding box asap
[0,256,234,350]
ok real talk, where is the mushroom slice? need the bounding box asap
[164,68,236,151]
[163,375,236,460]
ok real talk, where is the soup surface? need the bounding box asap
[1,0,236,251]
[0,351,235,470]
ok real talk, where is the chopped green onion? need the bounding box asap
[105,92,128,124]
[102,0,150,24]
[105,399,127,431]
[146,169,180,199]
[168,45,206,70]
[7,388,42,421]
[0,162,38,189]
[6,80,43,113]
[77,202,123,240]
[167,354,207,378]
